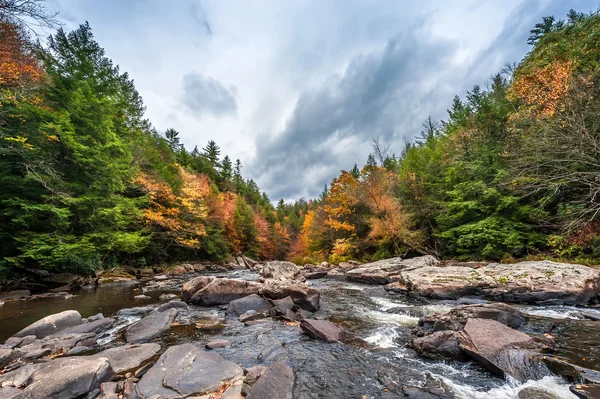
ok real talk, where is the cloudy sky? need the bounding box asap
[48,0,597,201]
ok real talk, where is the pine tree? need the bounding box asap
[191,145,200,157]
[165,128,182,153]
[350,163,360,178]
[221,155,233,181]
[203,140,220,167]
[366,154,377,167]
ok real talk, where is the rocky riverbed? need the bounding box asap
[0,257,600,398]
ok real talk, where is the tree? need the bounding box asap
[527,16,564,45]
[203,140,220,167]
[164,128,182,153]
[0,0,59,33]
[365,154,377,167]
[221,155,232,181]
[350,163,360,178]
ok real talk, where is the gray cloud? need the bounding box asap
[182,72,237,117]
[251,21,459,200]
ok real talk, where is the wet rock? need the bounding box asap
[90,343,160,374]
[412,331,465,361]
[181,276,215,303]
[205,339,231,349]
[159,293,177,301]
[125,308,178,343]
[259,281,320,312]
[117,307,153,317]
[541,356,600,384]
[301,269,328,280]
[570,384,600,399]
[458,318,539,382]
[257,342,286,362]
[457,297,488,305]
[259,261,300,281]
[154,275,168,281]
[226,294,270,316]
[134,343,243,398]
[362,286,389,297]
[184,278,262,306]
[87,313,104,322]
[55,317,113,335]
[480,261,600,305]
[517,387,560,399]
[267,296,296,316]
[347,255,439,284]
[300,319,343,342]
[12,310,82,339]
[0,290,30,301]
[244,365,267,386]
[157,300,188,312]
[240,310,268,323]
[326,269,346,281]
[386,307,426,318]
[134,294,150,300]
[581,311,600,321]
[402,385,454,399]
[195,317,225,330]
[246,362,294,399]
[15,357,114,399]
[66,346,92,356]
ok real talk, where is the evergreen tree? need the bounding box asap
[350,163,360,178]
[164,128,182,153]
[203,140,220,167]
[221,155,233,181]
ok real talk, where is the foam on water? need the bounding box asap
[436,375,576,399]
[364,326,400,348]
[96,314,141,345]
[370,296,408,310]
[521,306,584,320]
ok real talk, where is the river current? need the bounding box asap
[1,270,599,398]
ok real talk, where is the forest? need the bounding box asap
[1,2,600,280]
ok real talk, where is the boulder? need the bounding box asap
[125,308,177,343]
[157,300,188,312]
[458,318,540,382]
[518,387,560,399]
[12,310,82,339]
[226,294,270,316]
[246,362,294,399]
[259,281,320,311]
[347,255,439,284]
[89,343,160,373]
[244,365,267,386]
[205,339,231,349]
[184,278,262,306]
[0,363,46,388]
[398,266,494,299]
[134,343,243,398]
[259,261,300,281]
[240,310,267,323]
[300,319,343,342]
[541,356,600,384]
[13,357,114,398]
[480,261,600,305]
[362,286,389,297]
[412,331,465,360]
[52,318,113,336]
[117,307,153,317]
[181,276,214,303]
[570,384,600,399]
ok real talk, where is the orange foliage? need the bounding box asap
[136,167,209,248]
[509,60,574,118]
[0,21,44,95]
[324,171,358,232]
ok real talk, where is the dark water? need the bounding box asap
[1,272,599,398]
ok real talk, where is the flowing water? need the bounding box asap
[1,271,599,398]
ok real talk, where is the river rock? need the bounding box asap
[0,349,19,369]
[518,387,560,399]
[134,343,243,398]
[244,365,267,386]
[134,294,150,300]
[14,357,114,398]
[183,278,262,306]
[181,276,214,303]
[458,318,539,381]
[541,356,600,384]
[260,261,300,281]
[0,363,46,388]
[53,317,113,335]
[347,255,440,284]
[387,306,426,318]
[125,308,177,343]
[412,330,465,360]
[117,307,153,317]
[0,387,21,398]
[570,384,600,399]
[397,266,494,299]
[259,281,320,311]
[205,339,231,349]
[221,383,244,399]
[362,286,389,297]
[246,362,294,399]
[12,310,82,339]
[157,300,188,312]
[226,294,270,316]
[300,319,343,342]
[90,343,160,373]
[480,261,600,305]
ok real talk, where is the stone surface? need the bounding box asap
[259,281,320,312]
[362,286,389,297]
[570,384,600,399]
[244,365,267,386]
[90,343,160,373]
[53,318,113,336]
[157,300,188,312]
[159,293,177,301]
[300,319,343,342]
[0,363,46,388]
[184,278,262,306]
[246,362,294,399]
[458,318,538,382]
[347,255,440,284]
[517,387,560,399]
[134,294,150,300]
[205,339,231,349]
[412,331,465,360]
[240,310,267,323]
[134,343,243,398]
[399,266,494,299]
[117,307,153,317]
[14,357,114,399]
[125,308,177,343]
[226,294,270,316]
[12,310,82,339]
[0,387,21,399]
[181,276,215,303]
[221,383,244,399]
[259,261,300,281]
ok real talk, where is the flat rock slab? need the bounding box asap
[246,362,294,399]
[226,294,270,316]
[12,310,82,339]
[400,266,494,299]
[459,318,538,381]
[347,256,439,284]
[185,278,263,306]
[134,343,243,398]
[125,308,177,343]
[259,281,320,312]
[89,343,160,373]
[300,319,343,342]
[13,357,114,398]
[51,318,113,336]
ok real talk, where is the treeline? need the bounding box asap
[0,8,289,278]
[285,9,600,265]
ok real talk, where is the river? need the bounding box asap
[1,270,599,398]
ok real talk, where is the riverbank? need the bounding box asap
[0,257,599,398]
